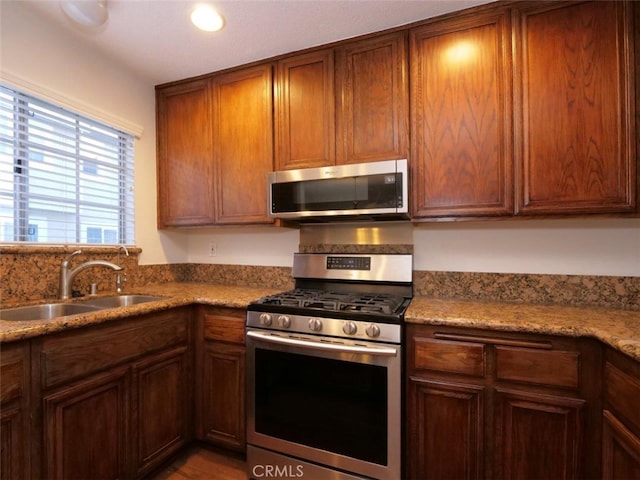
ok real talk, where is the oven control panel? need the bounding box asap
[326,256,371,271]
[247,311,401,344]
[292,253,412,283]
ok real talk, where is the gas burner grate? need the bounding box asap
[338,294,404,315]
[256,289,405,315]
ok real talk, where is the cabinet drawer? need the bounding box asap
[38,309,189,389]
[413,337,485,377]
[496,346,579,389]
[202,307,245,344]
[605,362,640,435]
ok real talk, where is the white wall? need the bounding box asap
[0,0,186,265]
[413,218,640,276]
[187,226,299,266]
[2,1,638,277]
[184,218,640,276]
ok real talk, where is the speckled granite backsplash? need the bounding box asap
[414,271,639,311]
[1,247,638,310]
[0,247,293,304]
[1,246,141,303]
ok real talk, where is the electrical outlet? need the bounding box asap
[209,242,217,257]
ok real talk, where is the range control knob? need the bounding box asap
[308,318,323,332]
[343,321,358,335]
[365,324,381,338]
[277,315,291,328]
[259,313,272,326]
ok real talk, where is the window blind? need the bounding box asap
[0,84,135,245]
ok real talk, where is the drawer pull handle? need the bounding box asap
[434,332,552,350]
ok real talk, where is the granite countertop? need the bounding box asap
[406,297,640,362]
[0,283,281,343]
[2,283,639,363]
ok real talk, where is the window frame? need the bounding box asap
[0,84,135,245]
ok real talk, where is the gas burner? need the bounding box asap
[302,299,339,310]
[248,253,412,329]
[255,289,405,316]
[338,294,404,315]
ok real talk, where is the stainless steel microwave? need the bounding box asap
[268,159,408,221]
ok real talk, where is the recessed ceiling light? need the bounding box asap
[191,4,224,32]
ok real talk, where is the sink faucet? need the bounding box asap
[116,245,129,293]
[59,250,124,300]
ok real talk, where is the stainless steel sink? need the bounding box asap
[78,294,166,308]
[0,295,166,321]
[0,303,102,321]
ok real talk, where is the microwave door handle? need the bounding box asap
[246,330,398,357]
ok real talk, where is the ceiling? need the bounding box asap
[19,0,492,86]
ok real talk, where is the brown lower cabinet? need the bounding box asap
[196,306,246,452]
[0,341,30,480]
[5,304,248,480]
[131,345,191,477]
[42,365,129,479]
[406,324,603,480]
[6,304,640,479]
[31,307,193,480]
[602,348,640,479]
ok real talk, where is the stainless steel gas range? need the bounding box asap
[246,253,412,480]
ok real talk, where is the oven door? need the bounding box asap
[246,328,401,480]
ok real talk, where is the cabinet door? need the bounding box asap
[156,79,215,227]
[410,9,513,218]
[275,49,335,170]
[131,346,190,478]
[407,377,484,480]
[1,407,24,480]
[43,367,129,480]
[212,64,274,224]
[200,341,246,451]
[494,388,585,480]
[603,410,640,480]
[0,342,29,480]
[514,1,636,214]
[603,353,640,478]
[335,32,408,164]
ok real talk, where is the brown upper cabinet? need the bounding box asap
[211,64,274,224]
[157,1,637,225]
[514,1,636,215]
[411,0,637,220]
[274,32,409,170]
[335,32,409,165]
[156,79,215,228]
[275,49,335,170]
[156,63,274,228]
[410,8,514,218]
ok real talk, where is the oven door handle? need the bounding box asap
[246,331,398,357]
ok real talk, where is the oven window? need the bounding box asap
[255,348,388,465]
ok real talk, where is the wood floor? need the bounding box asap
[150,444,248,480]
